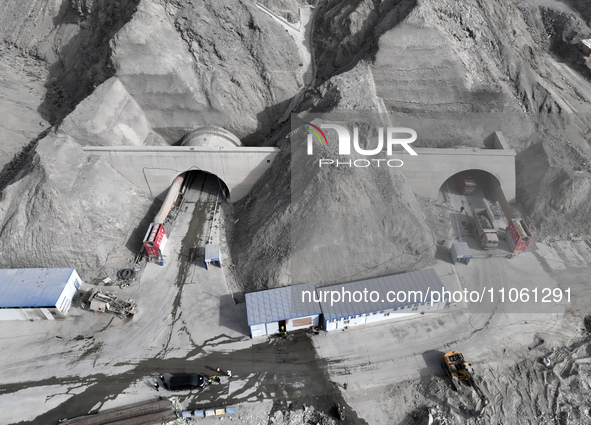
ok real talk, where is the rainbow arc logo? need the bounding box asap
[304,122,328,146]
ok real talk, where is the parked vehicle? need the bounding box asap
[459,175,477,195]
[166,373,206,391]
[507,218,532,253]
[472,208,499,249]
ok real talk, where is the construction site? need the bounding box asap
[1,0,591,424]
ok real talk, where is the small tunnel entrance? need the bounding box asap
[437,168,518,255]
[438,169,502,204]
[140,169,229,265]
[180,169,230,203]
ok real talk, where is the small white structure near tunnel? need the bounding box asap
[0,268,82,320]
[246,283,322,338]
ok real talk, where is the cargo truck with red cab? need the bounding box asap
[472,208,499,249]
[507,218,532,254]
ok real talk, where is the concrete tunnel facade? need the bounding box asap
[397,132,517,201]
[82,128,515,205]
[82,145,279,202]
[82,126,279,202]
[398,148,516,201]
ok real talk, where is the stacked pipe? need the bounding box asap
[145,173,185,248]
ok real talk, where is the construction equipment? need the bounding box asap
[81,289,138,318]
[442,351,489,415]
[507,218,533,254]
[459,175,477,195]
[472,208,499,249]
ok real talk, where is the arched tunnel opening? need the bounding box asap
[141,126,239,266]
[438,169,509,226]
[180,169,230,203]
[142,169,229,266]
[435,168,527,255]
[439,169,502,204]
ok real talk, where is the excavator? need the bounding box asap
[442,351,489,416]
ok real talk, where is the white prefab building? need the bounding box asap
[0,268,82,320]
[246,283,322,338]
[317,268,447,331]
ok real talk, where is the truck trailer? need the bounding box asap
[472,208,499,249]
[507,218,532,254]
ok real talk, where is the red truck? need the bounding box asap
[507,219,532,254]
[143,223,168,261]
[459,176,477,195]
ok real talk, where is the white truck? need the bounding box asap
[472,208,499,249]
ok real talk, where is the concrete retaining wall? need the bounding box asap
[82,146,280,202]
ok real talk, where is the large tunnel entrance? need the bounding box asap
[439,169,502,204]
[397,134,516,201]
[141,126,239,266]
[142,169,229,266]
[171,125,238,202]
[144,170,229,265]
[439,169,512,222]
[180,170,230,203]
[438,168,523,255]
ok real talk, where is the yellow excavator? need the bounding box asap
[442,351,489,415]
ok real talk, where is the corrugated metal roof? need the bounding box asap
[0,268,76,308]
[246,282,321,326]
[317,269,444,321]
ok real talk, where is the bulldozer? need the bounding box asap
[442,351,489,415]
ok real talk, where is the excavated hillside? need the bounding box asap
[0,133,153,273]
[0,0,591,283]
[0,0,307,275]
[229,0,591,289]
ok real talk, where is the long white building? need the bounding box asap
[317,268,447,331]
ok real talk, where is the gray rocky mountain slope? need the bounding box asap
[0,0,591,282]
